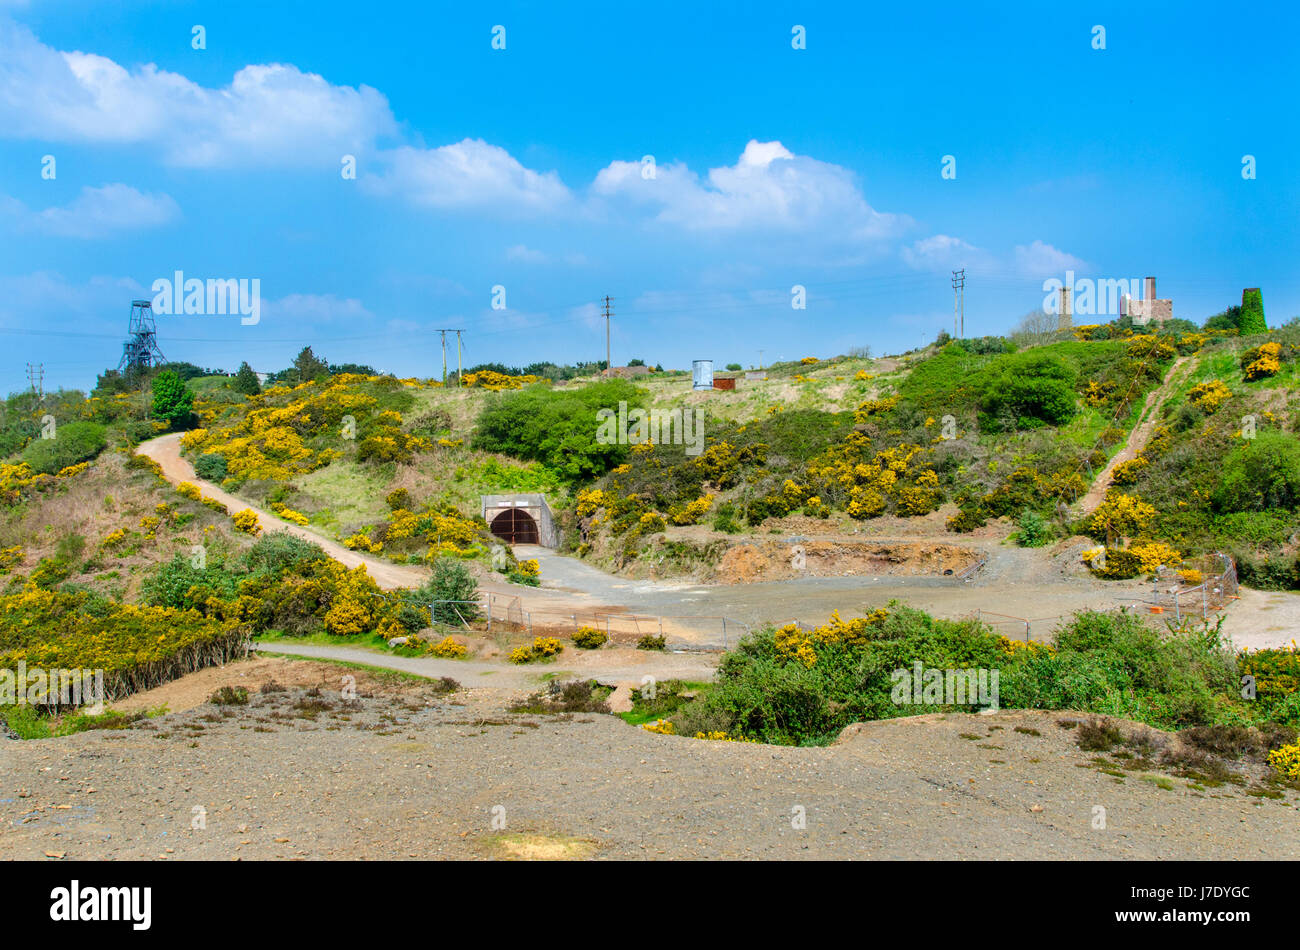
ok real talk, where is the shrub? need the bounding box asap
[712,502,742,533]
[572,626,608,649]
[637,634,667,651]
[210,685,249,705]
[508,636,565,663]
[472,379,644,481]
[1241,341,1282,381]
[1213,432,1300,513]
[973,352,1078,432]
[1015,509,1053,547]
[195,453,228,481]
[1269,740,1300,778]
[429,636,468,658]
[21,421,107,475]
[232,509,261,535]
[414,557,480,625]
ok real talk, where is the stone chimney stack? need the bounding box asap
[1059,286,1072,330]
[1145,276,1157,302]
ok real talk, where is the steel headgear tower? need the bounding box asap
[117,299,166,373]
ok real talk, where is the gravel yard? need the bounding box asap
[3,660,1296,861]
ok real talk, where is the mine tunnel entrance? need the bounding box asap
[490,507,539,545]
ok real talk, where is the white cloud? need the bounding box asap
[903,235,1085,278]
[1011,240,1086,277]
[262,293,373,324]
[0,19,396,166]
[14,183,179,238]
[901,234,993,272]
[364,140,570,212]
[506,244,549,263]
[592,139,904,241]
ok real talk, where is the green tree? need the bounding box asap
[291,346,329,383]
[411,558,481,624]
[151,370,195,430]
[232,361,262,395]
[1239,288,1267,335]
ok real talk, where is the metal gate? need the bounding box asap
[490,507,539,544]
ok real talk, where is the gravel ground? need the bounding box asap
[3,668,1297,861]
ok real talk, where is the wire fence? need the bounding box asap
[965,554,1238,642]
[429,594,750,651]
[421,554,1240,652]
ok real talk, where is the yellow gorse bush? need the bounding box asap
[1088,492,1156,537]
[271,503,310,526]
[430,636,468,658]
[508,636,565,663]
[670,493,714,525]
[232,509,261,535]
[1267,741,1300,779]
[1188,380,1232,413]
[0,546,23,573]
[461,370,539,391]
[1243,341,1282,382]
[773,609,890,669]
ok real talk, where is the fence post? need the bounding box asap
[1024,620,1030,644]
[527,612,532,637]
[722,617,728,650]
[1202,584,1207,619]
[605,617,610,638]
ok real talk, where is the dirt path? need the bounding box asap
[1078,356,1194,514]
[251,641,719,692]
[138,433,429,590]
[134,435,703,640]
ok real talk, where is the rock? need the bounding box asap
[387,637,409,647]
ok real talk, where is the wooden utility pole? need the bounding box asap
[455,330,464,386]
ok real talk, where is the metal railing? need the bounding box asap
[1142,553,1238,623]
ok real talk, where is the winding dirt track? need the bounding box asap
[134,435,705,640]
[138,433,428,589]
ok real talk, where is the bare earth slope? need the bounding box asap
[2,676,1295,860]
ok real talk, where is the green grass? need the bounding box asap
[3,703,168,740]
[294,461,391,531]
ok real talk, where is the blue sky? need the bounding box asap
[1,0,1297,395]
